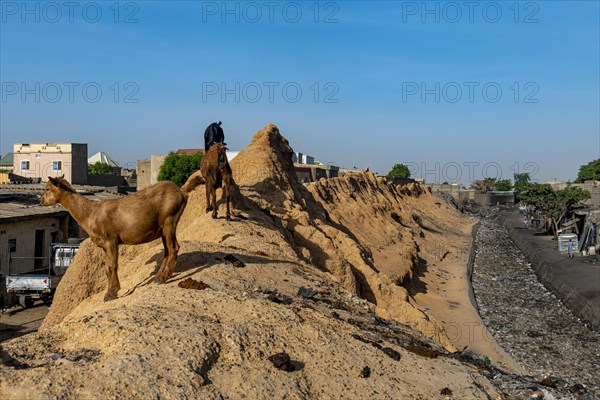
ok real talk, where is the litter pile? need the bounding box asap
[471,207,600,399]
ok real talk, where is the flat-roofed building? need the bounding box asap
[13,143,88,184]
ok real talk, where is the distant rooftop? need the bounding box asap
[0,201,69,222]
[88,151,119,167]
[0,187,122,221]
[176,149,205,155]
[0,152,14,166]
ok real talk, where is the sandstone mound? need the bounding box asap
[0,124,499,399]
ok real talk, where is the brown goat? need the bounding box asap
[200,143,233,220]
[41,172,205,301]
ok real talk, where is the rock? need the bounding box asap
[406,344,438,359]
[297,287,316,299]
[268,352,295,372]
[265,291,292,305]
[178,278,210,290]
[381,347,401,361]
[440,387,453,395]
[360,366,371,378]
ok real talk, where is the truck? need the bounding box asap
[6,243,80,308]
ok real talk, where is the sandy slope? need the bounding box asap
[1,124,512,399]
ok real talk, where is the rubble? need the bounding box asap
[470,207,600,399]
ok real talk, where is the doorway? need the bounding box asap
[34,230,45,270]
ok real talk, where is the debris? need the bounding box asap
[440,387,453,396]
[268,352,295,372]
[351,334,370,344]
[530,389,544,399]
[371,313,389,325]
[223,254,245,268]
[540,377,557,389]
[569,383,587,395]
[406,344,438,359]
[178,278,210,290]
[359,366,371,378]
[381,347,401,361]
[265,291,292,305]
[469,207,600,398]
[297,287,316,299]
[51,353,65,361]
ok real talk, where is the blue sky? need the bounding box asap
[1,0,599,184]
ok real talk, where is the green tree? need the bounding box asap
[513,173,531,192]
[88,162,114,175]
[387,163,411,179]
[158,152,203,187]
[575,159,600,183]
[556,186,591,209]
[519,183,590,236]
[495,179,513,191]
[519,183,558,217]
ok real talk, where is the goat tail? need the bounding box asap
[181,170,206,194]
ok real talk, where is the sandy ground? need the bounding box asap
[0,125,534,399]
[409,223,524,374]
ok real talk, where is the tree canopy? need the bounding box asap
[513,173,531,192]
[575,159,600,183]
[88,162,114,175]
[470,177,512,192]
[387,163,411,179]
[158,152,203,187]
[519,183,591,220]
[495,179,513,191]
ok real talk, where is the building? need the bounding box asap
[13,143,88,184]
[176,148,204,155]
[293,163,340,183]
[429,183,461,199]
[0,200,70,278]
[136,155,167,191]
[0,153,14,172]
[544,180,600,206]
[88,151,120,168]
[292,152,315,165]
[294,166,312,183]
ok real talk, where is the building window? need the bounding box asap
[21,161,30,170]
[8,239,16,253]
[53,161,62,171]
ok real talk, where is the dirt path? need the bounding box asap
[0,303,49,343]
[472,208,600,399]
